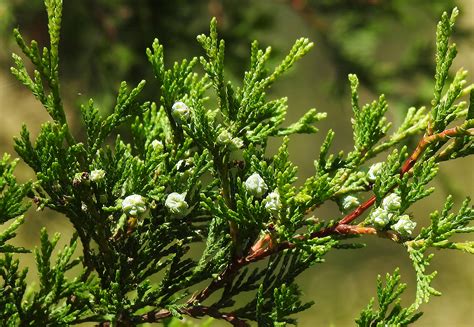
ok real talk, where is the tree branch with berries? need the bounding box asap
[1,1,473,326]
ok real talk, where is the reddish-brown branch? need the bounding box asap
[138,309,172,322]
[401,125,470,173]
[188,223,395,308]
[185,306,249,326]
[180,123,470,324]
[98,222,398,326]
[188,261,240,304]
[337,124,470,227]
[339,195,377,225]
[138,306,248,327]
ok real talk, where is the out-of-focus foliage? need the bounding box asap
[289,0,468,104]
[0,0,272,102]
[1,0,469,108]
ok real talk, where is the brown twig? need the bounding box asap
[185,306,249,327]
[401,125,473,173]
[137,124,469,326]
[138,306,248,327]
[187,222,399,310]
[335,123,471,227]
[338,195,377,225]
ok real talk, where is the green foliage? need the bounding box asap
[356,269,423,327]
[349,74,391,160]
[0,154,30,253]
[405,196,474,308]
[398,158,438,212]
[0,1,473,326]
[258,283,313,326]
[372,147,407,202]
[0,229,94,325]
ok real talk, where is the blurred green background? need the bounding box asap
[0,0,473,326]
